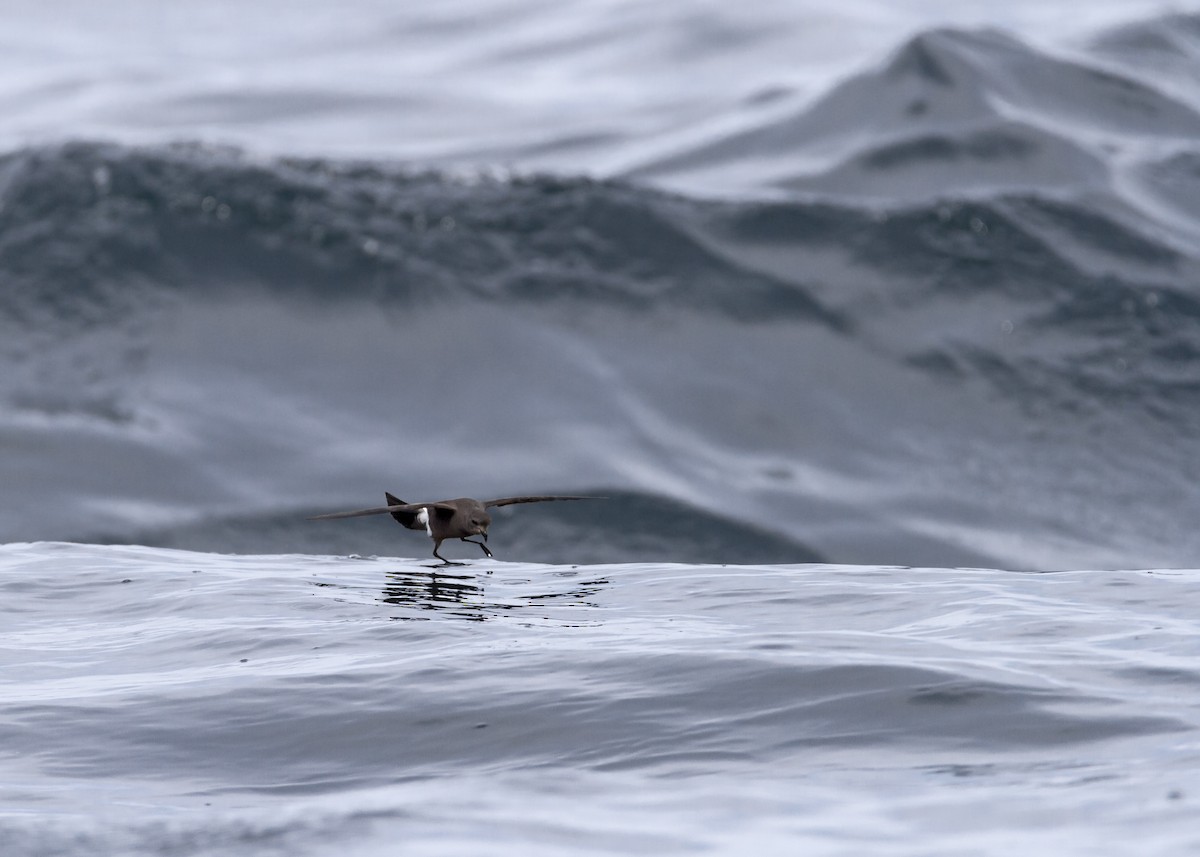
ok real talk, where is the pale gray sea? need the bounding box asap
[4,544,1199,856]
[3,1,1200,854]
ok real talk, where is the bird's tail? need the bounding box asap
[384,492,423,530]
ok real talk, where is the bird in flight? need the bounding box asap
[309,492,594,565]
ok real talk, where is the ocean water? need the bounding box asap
[3,543,1199,856]
[4,1,1200,854]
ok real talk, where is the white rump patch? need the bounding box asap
[415,507,431,536]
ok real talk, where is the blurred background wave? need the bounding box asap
[3,2,1200,569]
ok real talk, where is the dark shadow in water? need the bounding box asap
[381,570,487,622]
[375,568,612,623]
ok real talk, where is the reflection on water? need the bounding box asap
[381,570,486,621]
[378,568,612,623]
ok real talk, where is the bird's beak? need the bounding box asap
[482,531,488,543]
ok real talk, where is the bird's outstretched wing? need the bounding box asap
[309,502,455,521]
[483,496,598,508]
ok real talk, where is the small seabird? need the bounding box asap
[309,492,594,565]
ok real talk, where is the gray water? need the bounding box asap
[3,543,1198,856]
[4,1,1200,854]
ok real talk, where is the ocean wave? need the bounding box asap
[3,136,1200,568]
[624,23,1200,204]
[0,142,837,325]
[3,544,1198,855]
[5,21,1200,569]
[4,140,1198,412]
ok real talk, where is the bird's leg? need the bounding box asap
[461,538,493,558]
[431,540,465,567]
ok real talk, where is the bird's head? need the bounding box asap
[469,511,491,541]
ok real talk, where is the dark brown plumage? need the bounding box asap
[309,492,595,565]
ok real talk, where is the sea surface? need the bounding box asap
[3,1,1200,854]
[3,543,1199,856]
